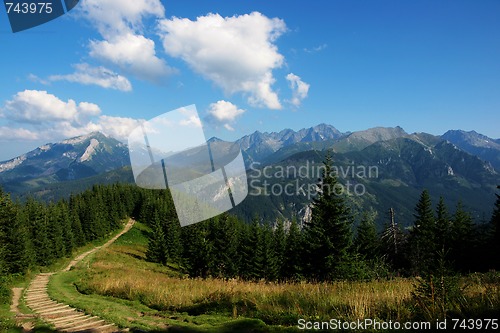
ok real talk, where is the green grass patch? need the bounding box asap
[46,223,299,332]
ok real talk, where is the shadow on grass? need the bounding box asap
[133,318,299,333]
[4,327,59,333]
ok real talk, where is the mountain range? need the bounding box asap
[0,124,498,228]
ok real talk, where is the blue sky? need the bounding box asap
[0,0,499,160]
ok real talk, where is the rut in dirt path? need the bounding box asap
[19,219,135,333]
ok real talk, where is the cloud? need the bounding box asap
[48,63,132,91]
[0,127,40,141]
[158,12,287,109]
[224,124,235,131]
[27,74,49,85]
[207,100,245,122]
[78,0,165,37]
[92,115,144,140]
[206,101,245,131]
[286,73,310,107]
[178,108,202,128]
[1,90,101,124]
[0,90,143,142]
[304,43,328,53]
[89,33,175,82]
[77,0,172,82]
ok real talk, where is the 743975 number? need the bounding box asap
[5,2,53,14]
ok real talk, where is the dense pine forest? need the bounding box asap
[1,155,499,329]
[1,155,498,282]
[142,155,500,282]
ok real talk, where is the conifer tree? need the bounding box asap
[283,219,303,281]
[146,211,168,265]
[435,197,450,254]
[58,201,75,256]
[207,214,239,279]
[26,199,53,266]
[355,210,380,260]
[182,222,212,278]
[409,190,436,275]
[164,215,182,264]
[0,188,14,274]
[492,186,500,269]
[238,217,265,280]
[261,223,279,281]
[48,203,66,259]
[303,152,353,281]
[0,189,30,274]
[273,219,286,279]
[248,218,265,280]
[237,222,253,279]
[450,201,474,272]
[70,204,85,247]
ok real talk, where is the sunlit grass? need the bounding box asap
[48,222,500,332]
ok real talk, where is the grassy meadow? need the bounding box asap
[43,222,500,332]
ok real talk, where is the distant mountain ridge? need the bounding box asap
[234,133,499,228]
[1,124,499,215]
[0,132,129,194]
[236,123,343,163]
[442,130,500,171]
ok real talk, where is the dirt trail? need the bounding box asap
[12,219,135,333]
[63,219,135,272]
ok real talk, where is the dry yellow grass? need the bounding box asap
[78,245,415,324]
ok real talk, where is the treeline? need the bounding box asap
[1,157,499,282]
[142,155,500,281]
[0,184,138,274]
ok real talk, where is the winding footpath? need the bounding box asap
[13,219,135,333]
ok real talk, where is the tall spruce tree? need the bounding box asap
[435,197,450,254]
[48,203,66,259]
[247,218,265,280]
[409,190,436,275]
[207,215,239,279]
[58,201,75,257]
[261,223,279,281]
[283,219,303,281]
[146,211,168,265]
[26,199,53,266]
[164,192,182,264]
[303,152,353,281]
[355,210,380,261]
[182,222,212,278]
[492,186,500,269]
[0,189,31,274]
[0,189,14,274]
[450,201,474,272]
[273,219,286,279]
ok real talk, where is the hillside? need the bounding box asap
[1,125,499,228]
[0,132,130,195]
[442,130,500,171]
[235,135,499,227]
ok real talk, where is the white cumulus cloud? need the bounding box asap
[90,33,175,82]
[158,12,287,109]
[91,115,144,140]
[206,100,245,132]
[286,73,310,107]
[77,0,172,83]
[1,90,101,124]
[48,63,132,91]
[78,0,165,37]
[208,100,245,122]
[0,127,40,141]
[0,90,143,143]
